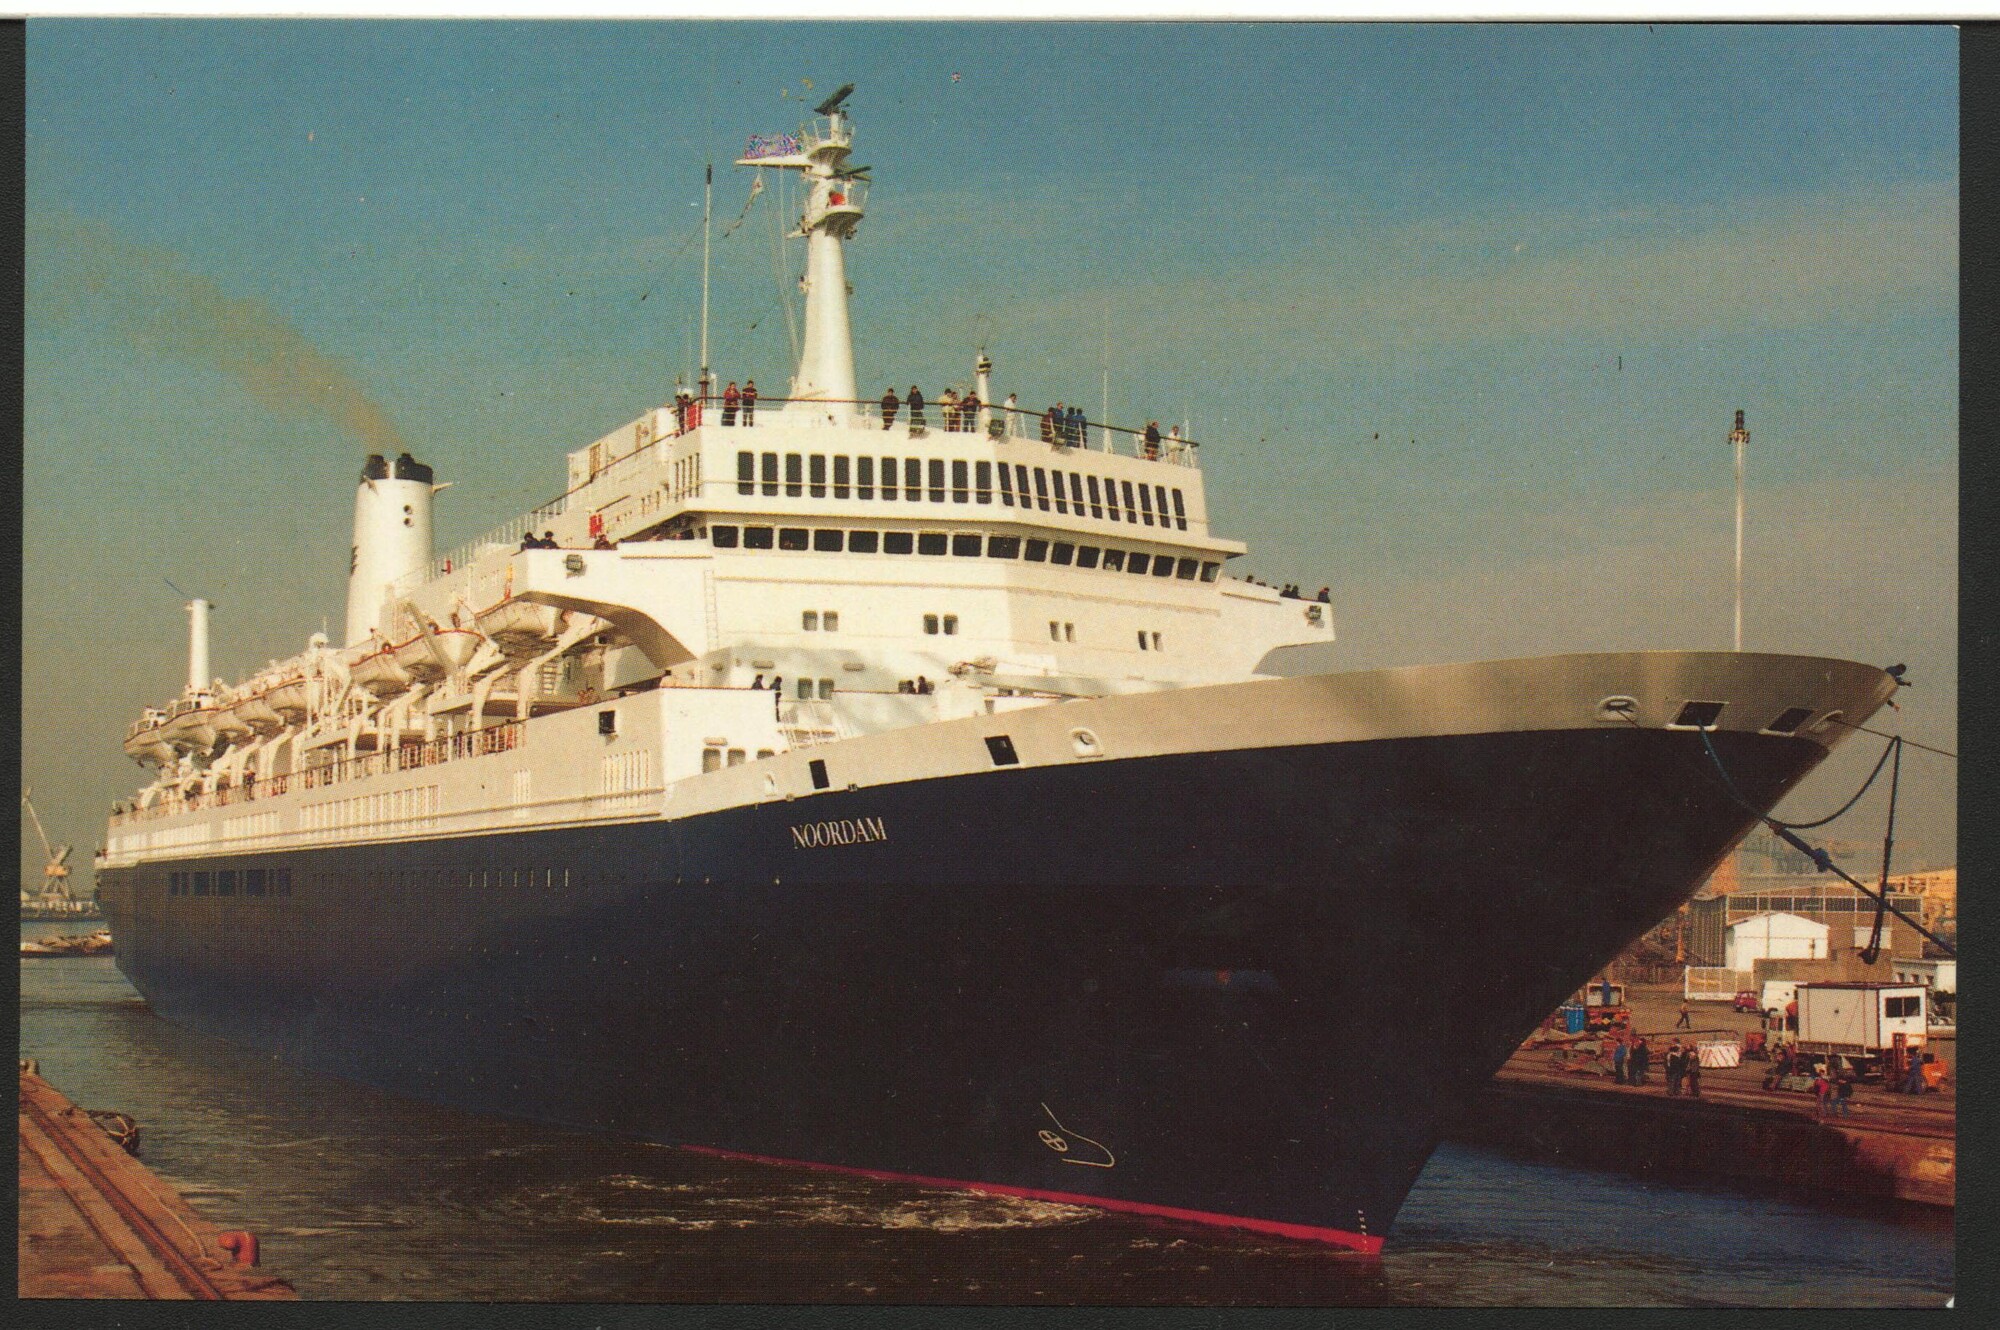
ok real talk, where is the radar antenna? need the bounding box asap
[814,84,854,116]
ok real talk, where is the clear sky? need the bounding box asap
[24,21,1957,889]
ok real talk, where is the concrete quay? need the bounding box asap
[18,1062,295,1300]
[1446,988,1954,1209]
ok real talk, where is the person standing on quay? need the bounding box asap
[1686,1049,1703,1099]
[1612,1037,1628,1085]
[1630,1034,1650,1086]
[1665,1040,1684,1096]
[722,380,741,426]
[1675,1000,1692,1029]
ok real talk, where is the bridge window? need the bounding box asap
[1137,484,1155,525]
[1121,480,1138,522]
[848,529,880,554]
[833,455,850,498]
[1155,485,1171,526]
[809,454,827,497]
[1069,473,1086,513]
[813,528,843,552]
[997,464,1015,506]
[906,458,923,501]
[1200,561,1220,582]
[975,461,993,503]
[742,526,775,549]
[1076,545,1101,569]
[1171,488,1187,530]
[1025,538,1049,562]
[1151,555,1175,578]
[1014,464,1031,510]
[1127,552,1151,575]
[761,452,779,496]
[918,531,949,555]
[785,453,804,497]
[1176,557,1199,580]
[1086,475,1104,518]
[1032,468,1051,512]
[856,456,874,499]
[711,525,740,548]
[1102,549,1126,572]
[880,456,899,500]
[779,528,809,551]
[737,451,755,495]
[1051,541,1075,565]
[987,535,1020,559]
[952,533,982,557]
[926,459,945,503]
[883,531,914,554]
[952,460,970,503]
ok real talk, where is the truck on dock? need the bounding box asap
[1794,982,1929,1082]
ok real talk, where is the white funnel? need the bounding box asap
[344,452,436,646]
[187,598,211,695]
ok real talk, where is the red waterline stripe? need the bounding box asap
[678,1142,1385,1256]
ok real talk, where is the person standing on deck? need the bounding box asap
[880,387,900,428]
[907,386,926,431]
[722,381,741,426]
[1066,404,1086,448]
[940,387,960,432]
[1144,421,1162,459]
[741,379,758,426]
[963,387,981,433]
[1044,403,1061,444]
[1003,393,1019,435]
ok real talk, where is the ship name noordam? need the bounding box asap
[95,86,1900,1255]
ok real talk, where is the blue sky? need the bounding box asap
[24,21,1957,882]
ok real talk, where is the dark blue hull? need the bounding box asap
[99,726,1825,1249]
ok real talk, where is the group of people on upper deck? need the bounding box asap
[877,386,992,434]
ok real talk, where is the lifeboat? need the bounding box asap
[350,643,416,698]
[211,698,255,745]
[123,710,175,765]
[263,675,311,722]
[229,689,286,735]
[474,597,564,656]
[159,694,220,752]
[394,627,484,682]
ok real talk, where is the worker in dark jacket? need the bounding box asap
[907,386,926,431]
[880,387,899,428]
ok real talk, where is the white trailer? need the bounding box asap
[1795,983,1928,1079]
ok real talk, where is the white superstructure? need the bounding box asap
[106,99,1334,865]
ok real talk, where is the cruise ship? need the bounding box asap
[96,95,1897,1254]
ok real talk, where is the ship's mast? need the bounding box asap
[737,84,866,422]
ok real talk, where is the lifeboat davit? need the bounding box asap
[394,627,484,682]
[474,598,564,656]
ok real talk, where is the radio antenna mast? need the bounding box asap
[699,163,713,403]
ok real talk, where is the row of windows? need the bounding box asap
[168,867,294,897]
[736,451,1189,531]
[713,524,1221,582]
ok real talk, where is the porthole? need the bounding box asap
[1070,728,1103,758]
[1595,695,1640,723]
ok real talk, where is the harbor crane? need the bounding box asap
[22,789,74,904]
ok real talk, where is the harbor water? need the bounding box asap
[20,923,1952,1305]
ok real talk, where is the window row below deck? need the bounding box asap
[736,451,1189,530]
[709,523,1221,581]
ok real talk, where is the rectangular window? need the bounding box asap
[943,614,959,635]
[1176,557,1199,580]
[1104,477,1122,521]
[848,529,880,554]
[1200,561,1220,583]
[1137,630,1149,650]
[975,461,993,503]
[1155,485,1171,526]
[1025,538,1049,562]
[1102,548,1125,572]
[809,758,830,790]
[761,452,779,496]
[1151,555,1175,578]
[276,868,292,896]
[169,872,182,896]
[952,459,970,503]
[803,610,820,631]
[924,613,940,634]
[1050,620,1062,641]
[985,735,1020,766]
[857,456,875,499]
[1087,475,1104,519]
[1051,541,1075,565]
[193,871,211,896]
[1033,468,1051,511]
[1172,488,1187,530]
[1076,545,1101,569]
[1137,484,1155,525]
[997,463,1015,506]
[833,455,851,498]
[823,611,839,631]
[1065,622,1076,642]
[245,868,268,896]
[728,748,747,766]
[1051,470,1069,514]
[785,453,804,497]
[880,456,898,500]
[883,531,914,554]
[1121,480,1138,521]
[809,454,827,497]
[742,526,775,550]
[779,527,809,551]
[703,747,723,772]
[928,458,946,503]
[1069,473,1087,514]
[813,528,844,552]
[987,535,1021,559]
[711,525,740,548]
[951,533,982,557]
[817,678,835,699]
[737,451,755,495]
[1128,552,1152,575]
[1015,465,1032,510]
[1152,631,1164,650]
[795,679,813,699]
[917,531,949,555]
[906,458,924,501]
